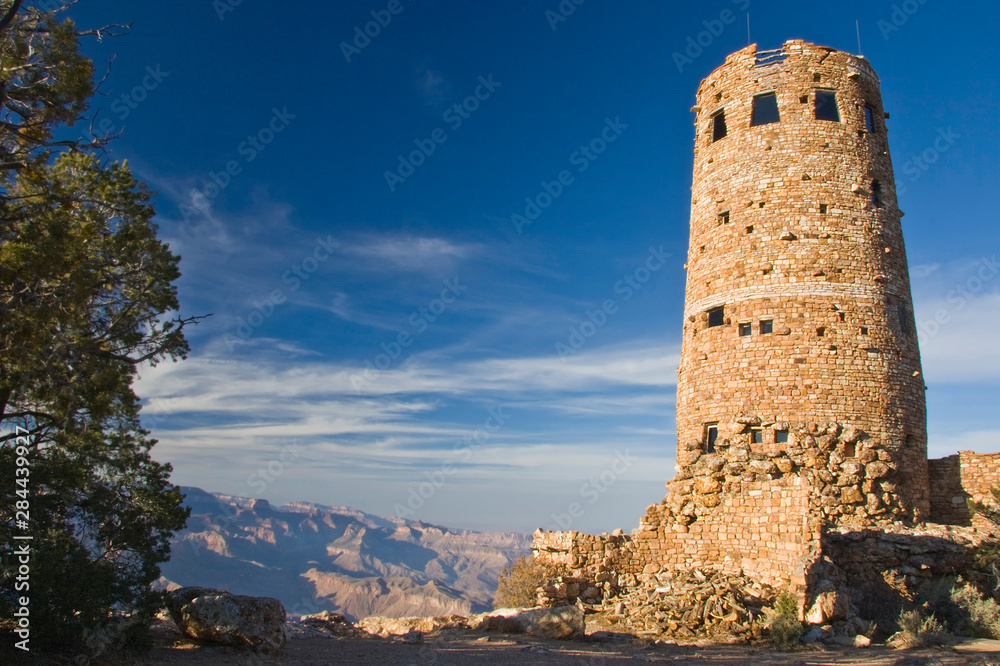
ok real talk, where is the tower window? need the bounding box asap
[838,312,846,322]
[870,180,883,208]
[705,423,719,453]
[816,326,825,337]
[745,225,754,234]
[751,428,763,444]
[739,322,752,336]
[860,326,869,335]
[718,210,730,226]
[750,92,780,126]
[707,307,724,328]
[759,319,773,334]
[711,110,727,142]
[844,441,857,458]
[898,302,911,335]
[820,203,828,214]
[774,430,789,444]
[815,90,840,122]
[865,105,877,132]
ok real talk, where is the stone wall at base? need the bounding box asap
[928,451,1000,525]
[532,474,819,607]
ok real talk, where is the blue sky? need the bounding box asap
[66,0,1000,533]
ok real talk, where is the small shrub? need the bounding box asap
[891,609,947,648]
[950,582,1000,639]
[493,555,549,609]
[759,591,803,649]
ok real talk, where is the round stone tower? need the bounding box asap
[675,40,929,520]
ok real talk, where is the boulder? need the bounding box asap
[300,611,370,638]
[805,581,849,624]
[358,615,469,637]
[473,605,584,639]
[167,587,287,652]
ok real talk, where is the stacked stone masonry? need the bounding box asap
[531,41,999,627]
[676,40,928,520]
[928,451,1000,525]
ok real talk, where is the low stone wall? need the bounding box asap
[928,451,1000,525]
[533,474,819,607]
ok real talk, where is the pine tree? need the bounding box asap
[0,1,197,655]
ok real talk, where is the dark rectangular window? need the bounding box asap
[870,180,883,208]
[706,424,719,453]
[718,210,730,226]
[774,430,789,444]
[815,90,840,122]
[738,322,752,337]
[759,319,773,335]
[819,203,828,214]
[751,428,763,444]
[898,303,910,335]
[712,110,727,142]
[865,105,876,132]
[707,307,724,328]
[750,92,780,126]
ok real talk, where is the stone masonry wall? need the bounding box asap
[676,40,928,520]
[928,451,1000,525]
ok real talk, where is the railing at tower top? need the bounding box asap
[753,48,787,67]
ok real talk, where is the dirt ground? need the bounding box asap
[113,619,1000,666]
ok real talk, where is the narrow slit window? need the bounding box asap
[706,424,719,453]
[711,110,727,142]
[750,92,780,126]
[707,307,725,328]
[774,430,789,444]
[739,322,752,337]
[838,312,845,322]
[718,210,730,226]
[815,90,840,122]
[870,180,883,208]
[760,319,773,334]
[898,303,911,335]
[865,105,876,132]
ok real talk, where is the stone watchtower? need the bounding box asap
[676,40,929,520]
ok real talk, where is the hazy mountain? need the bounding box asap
[157,487,531,621]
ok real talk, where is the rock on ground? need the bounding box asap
[167,586,287,651]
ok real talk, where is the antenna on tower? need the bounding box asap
[856,19,863,56]
[747,14,751,46]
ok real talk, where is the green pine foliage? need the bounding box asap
[1,1,196,656]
